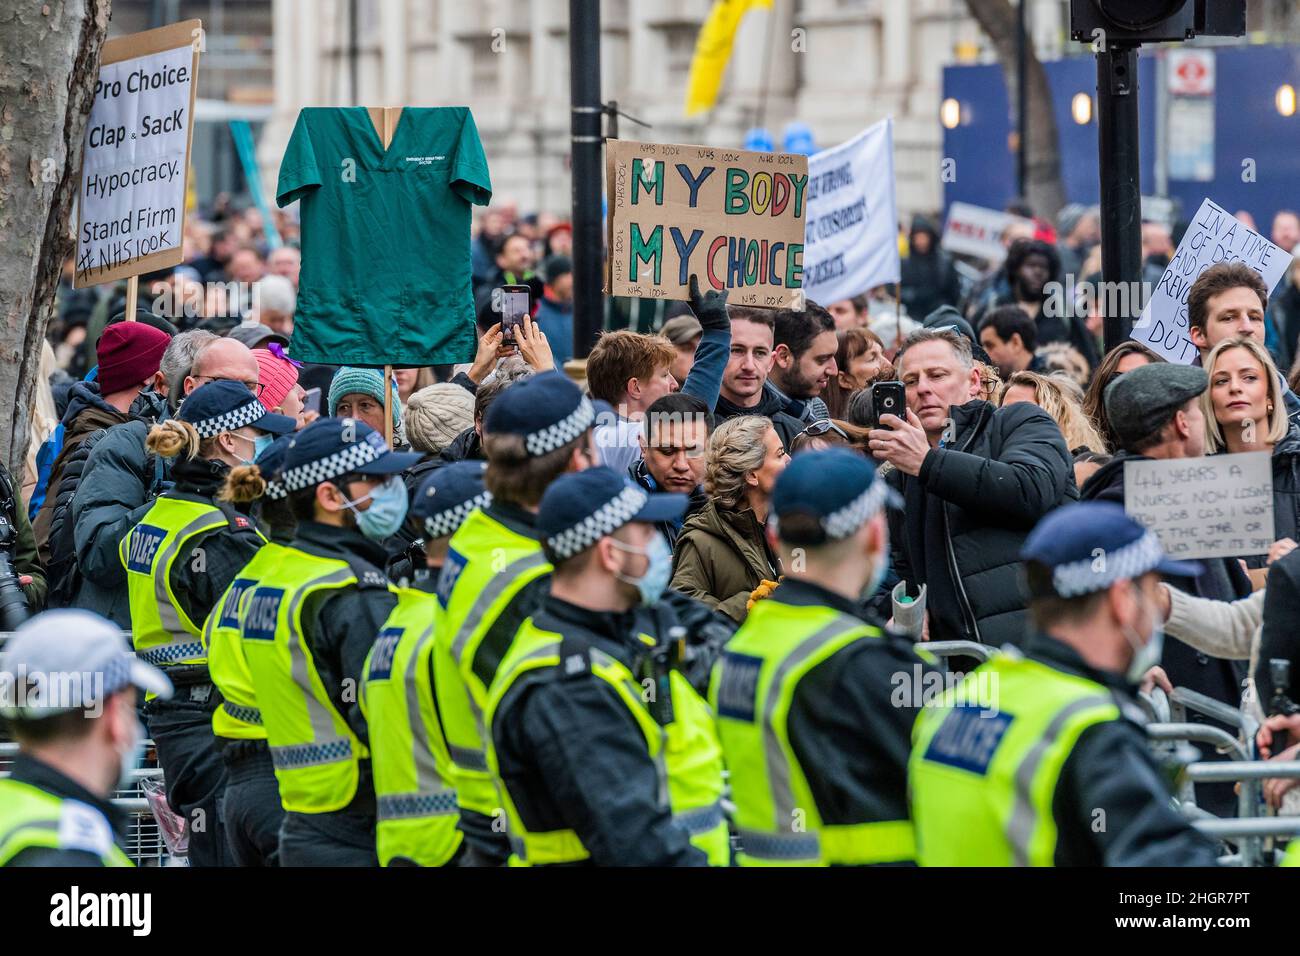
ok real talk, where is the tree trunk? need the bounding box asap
[963,0,1067,224]
[0,1,110,477]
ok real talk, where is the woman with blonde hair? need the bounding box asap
[670,415,788,622]
[1001,370,1106,455]
[120,379,295,867]
[1201,336,1300,568]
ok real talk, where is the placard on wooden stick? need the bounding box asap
[605,139,808,309]
[74,20,202,289]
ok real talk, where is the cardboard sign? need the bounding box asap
[75,20,201,287]
[605,139,808,309]
[802,119,900,304]
[1124,452,1274,560]
[941,202,1035,265]
[1131,199,1293,364]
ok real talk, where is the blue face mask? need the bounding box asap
[341,475,410,541]
[612,532,673,606]
[231,433,274,466]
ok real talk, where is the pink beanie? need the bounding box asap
[254,348,300,412]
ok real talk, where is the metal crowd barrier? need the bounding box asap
[916,640,995,667]
[1140,685,1300,866]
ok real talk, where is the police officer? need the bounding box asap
[121,380,296,866]
[200,435,296,866]
[240,417,419,866]
[485,466,728,866]
[711,449,935,866]
[909,501,1222,866]
[437,371,597,864]
[362,461,490,866]
[0,610,173,866]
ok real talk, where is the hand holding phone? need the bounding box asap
[495,285,531,345]
[867,381,906,429]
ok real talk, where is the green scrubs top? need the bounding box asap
[276,107,492,367]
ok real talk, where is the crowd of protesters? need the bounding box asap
[4,191,1300,868]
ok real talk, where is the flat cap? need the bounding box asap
[1104,362,1207,450]
[660,314,703,346]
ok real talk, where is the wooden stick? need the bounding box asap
[124,274,139,320]
[383,364,394,447]
[894,283,902,351]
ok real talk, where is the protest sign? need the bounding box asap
[801,119,900,304]
[1123,451,1274,560]
[605,139,808,309]
[1131,198,1293,364]
[940,203,1035,264]
[75,20,201,288]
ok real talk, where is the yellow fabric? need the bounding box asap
[684,0,774,117]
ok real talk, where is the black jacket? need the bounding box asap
[1080,451,1249,817]
[490,593,706,866]
[61,389,172,622]
[886,399,1075,647]
[1023,634,1222,866]
[767,580,939,860]
[900,218,962,321]
[1080,450,1251,698]
[4,753,131,867]
[714,382,804,452]
[629,458,708,549]
[1255,547,1300,710]
[160,457,266,628]
[1247,425,1300,570]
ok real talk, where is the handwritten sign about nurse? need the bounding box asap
[74,20,202,288]
[1124,451,1274,561]
[1130,199,1292,364]
[605,139,808,309]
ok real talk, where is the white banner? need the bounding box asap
[1131,198,1293,364]
[801,119,900,303]
[75,23,199,287]
[941,202,1034,265]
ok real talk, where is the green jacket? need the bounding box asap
[670,500,780,624]
[1,465,45,611]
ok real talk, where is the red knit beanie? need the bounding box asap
[254,348,300,412]
[96,322,171,395]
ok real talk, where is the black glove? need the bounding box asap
[688,274,730,333]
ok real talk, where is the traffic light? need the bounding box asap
[1070,0,1245,45]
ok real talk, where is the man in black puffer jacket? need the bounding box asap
[867,327,1076,647]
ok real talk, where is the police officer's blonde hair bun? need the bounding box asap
[219,464,267,504]
[145,419,200,460]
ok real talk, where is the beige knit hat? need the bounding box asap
[404,382,476,454]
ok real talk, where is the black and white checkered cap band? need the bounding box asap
[280,431,388,492]
[1051,531,1164,598]
[424,491,492,540]
[524,397,595,456]
[547,484,648,560]
[264,478,287,500]
[193,398,266,439]
[819,477,891,540]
